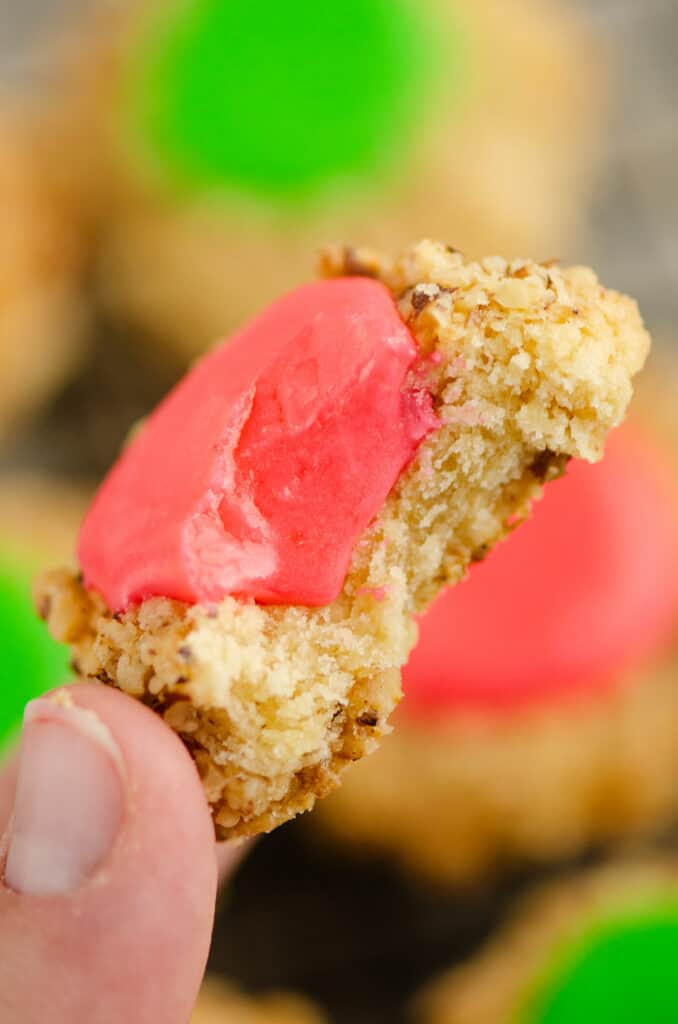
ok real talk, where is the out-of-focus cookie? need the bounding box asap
[0,474,85,748]
[40,0,603,363]
[191,978,325,1024]
[36,240,648,839]
[418,861,678,1024]
[315,355,678,883]
[0,109,86,443]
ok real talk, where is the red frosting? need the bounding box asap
[403,427,678,715]
[79,278,438,610]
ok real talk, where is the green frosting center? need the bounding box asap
[518,897,678,1024]
[120,0,453,202]
[0,556,70,751]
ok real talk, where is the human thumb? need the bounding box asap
[0,683,218,1024]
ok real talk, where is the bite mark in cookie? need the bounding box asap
[36,240,650,838]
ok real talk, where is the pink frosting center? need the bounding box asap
[79,278,438,610]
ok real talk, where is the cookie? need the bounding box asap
[36,240,649,839]
[192,978,325,1024]
[315,354,678,883]
[39,0,602,363]
[0,474,85,749]
[418,861,678,1024]
[0,109,86,442]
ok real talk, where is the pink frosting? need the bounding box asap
[79,278,438,610]
[403,427,678,717]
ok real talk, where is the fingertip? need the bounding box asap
[55,682,216,855]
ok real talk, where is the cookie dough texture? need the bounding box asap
[38,0,602,362]
[0,110,86,442]
[191,979,325,1024]
[417,862,678,1024]
[316,359,678,884]
[36,241,649,839]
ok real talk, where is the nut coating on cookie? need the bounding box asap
[36,241,650,839]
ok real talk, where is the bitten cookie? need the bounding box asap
[315,358,678,883]
[32,0,602,363]
[418,861,678,1024]
[36,241,649,839]
[192,979,325,1024]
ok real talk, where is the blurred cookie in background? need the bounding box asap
[192,978,326,1024]
[0,108,86,446]
[34,0,603,363]
[417,859,678,1023]
[190,980,319,1023]
[0,474,86,749]
[315,359,678,883]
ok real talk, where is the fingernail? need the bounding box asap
[4,695,125,895]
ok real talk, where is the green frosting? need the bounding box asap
[0,555,70,751]
[518,896,678,1024]
[120,0,456,203]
